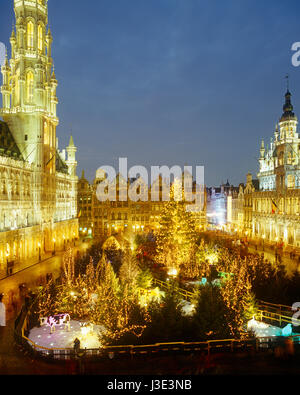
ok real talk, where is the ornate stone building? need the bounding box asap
[227,174,259,234]
[207,181,239,228]
[252,90,300,247]
[0,0,78,276]
[78,170,207,239]
[229,89,300,248]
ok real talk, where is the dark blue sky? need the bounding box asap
[1,0,300,187]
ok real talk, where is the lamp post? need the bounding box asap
[6,251,9,276]
[38,242,41,262]
[262,235,265,252]
[53,238,56,256]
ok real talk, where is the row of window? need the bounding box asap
[27,22,43,51]
[253,197,300,215]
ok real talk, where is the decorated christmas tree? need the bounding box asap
[156,182,198,273]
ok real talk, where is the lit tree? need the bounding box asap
[242,291,259,322]
[96,254,120,292]
[90,255,120,326]
[180,244,201,279]
[220,258,253,337]
[85,256,96,293]
[156,184,198,272]
[119,248,140,288]
[136,268,153,290]
[62,247,75,286]
[99,285,150,345]
[37,280,59,318]
[103,238,123,275]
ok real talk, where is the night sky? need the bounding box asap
[1,0,300,187]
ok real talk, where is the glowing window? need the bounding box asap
[27,21,34,49]
[287,175,295,189]
[38,25,43,52]
[26,72,34,103]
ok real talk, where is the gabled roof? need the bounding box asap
[0,121,23,161]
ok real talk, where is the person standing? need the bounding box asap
[0,293,6,333]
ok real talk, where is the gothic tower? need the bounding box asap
[258,89,300,191]
[1,0,78,228]
[66,136,78,177]
[275,90,300,190]
[0,0,78,266]
[1,0,57,168]
[0,0,59,224]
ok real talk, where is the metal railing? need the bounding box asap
[16,330,300,361]
[257,309,300,328]
[154,278,300,328]
[153,278,195,301]
[14,280,300,361]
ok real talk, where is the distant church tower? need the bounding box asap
[66,136,77,177]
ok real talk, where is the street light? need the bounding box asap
[53,238,56,255]
[5,251,9,276]
[38,242,41,262]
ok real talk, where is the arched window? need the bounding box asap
[26,71,34,103]
[27,21,34,49]
[38,25,43,52]
[287,175,295,189]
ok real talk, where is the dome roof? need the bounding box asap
[280,90,297,122]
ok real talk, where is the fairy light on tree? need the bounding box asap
[37,279,59,318]
[156,182,198,273]
[119,248,140,290]
[62,247,75,286]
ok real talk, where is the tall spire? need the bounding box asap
[280,88,296,122]
[260,139,265,158]
[68,135,75,148]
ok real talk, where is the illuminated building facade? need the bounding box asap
[229,89,300,247]
[207,181,238,228]
[252,90,300,247]
[227,174,259,234]
[0,0,78,276]
[78,170,207,239]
